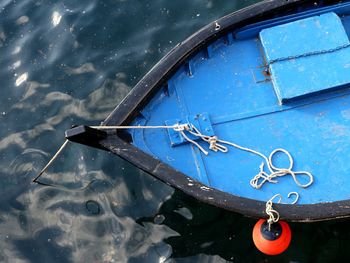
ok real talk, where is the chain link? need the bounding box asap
[268,43,350,64]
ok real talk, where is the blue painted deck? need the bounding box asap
[129,4,350,205]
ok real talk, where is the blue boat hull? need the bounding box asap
[66,0,350,222]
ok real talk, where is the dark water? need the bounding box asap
[1,0,350,262]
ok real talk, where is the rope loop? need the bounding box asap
[208,136,228,152]
[269,149,293,171]
[249,148,313,189]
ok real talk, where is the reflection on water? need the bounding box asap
[2,0,350,262]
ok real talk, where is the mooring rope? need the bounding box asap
[33,124,190,183]
[265,192,299,230]
[32,139,69,183]
[90,124,187,129]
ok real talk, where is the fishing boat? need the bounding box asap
[62,0,350,226]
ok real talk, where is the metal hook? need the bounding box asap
[287,191,299,204]
[268,192,299,205]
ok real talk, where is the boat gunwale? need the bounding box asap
[88,0,350,222]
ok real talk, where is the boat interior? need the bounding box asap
[127,2,350,204]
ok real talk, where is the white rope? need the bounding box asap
[250,149,313,189]
[34,124,190,183]
[184,124,313,190]
[90,124,189,130]
[265,192,299,230]
[179,129,209,155]
[265,194,281,230]
[32,139,69,183]
[92,123,211,154]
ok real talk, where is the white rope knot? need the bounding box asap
[172,123,228,155]
[266,199,280,229]
[208,136,219,151]
[174,124,209,155]
[173,123,190,132]
[207,136,228,152]
[187,126,228,153]
[265,192,299,230]
[249,149,313,189]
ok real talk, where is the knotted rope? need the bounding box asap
[182,124,313,190]
[250,149,313,189]
[265,192,299,230]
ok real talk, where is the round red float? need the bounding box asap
[252,219,291,255]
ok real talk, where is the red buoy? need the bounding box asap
[252,219,291,255]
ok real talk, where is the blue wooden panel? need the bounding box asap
[260,12,350,103]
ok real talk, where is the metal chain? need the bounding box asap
[268,43,350,64]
